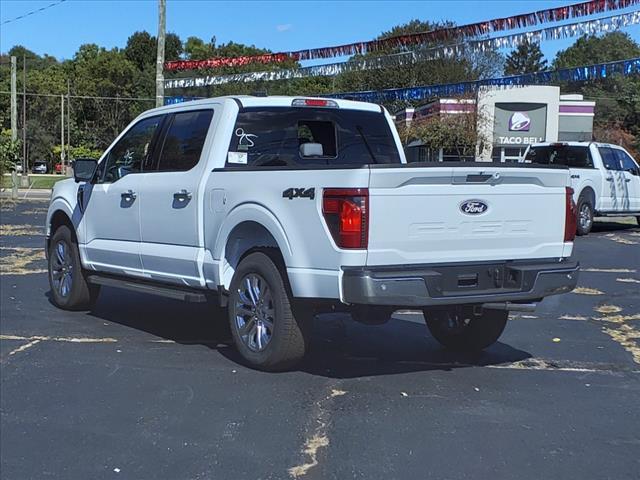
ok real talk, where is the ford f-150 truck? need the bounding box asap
[46,96,579,370]
[523,142,640,235]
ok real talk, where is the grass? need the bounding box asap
[1,174,68,190]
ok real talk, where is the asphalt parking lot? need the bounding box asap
[1,198,639,480]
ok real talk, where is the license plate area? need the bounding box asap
[423,263,524,298]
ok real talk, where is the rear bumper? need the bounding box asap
[342,259,579,307]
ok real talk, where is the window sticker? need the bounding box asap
[228,151,248,165]
[235,128,257,151]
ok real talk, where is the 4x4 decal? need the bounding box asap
[282,188,315,200]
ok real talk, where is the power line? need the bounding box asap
[0,91,155,102]
[1,0,68,26]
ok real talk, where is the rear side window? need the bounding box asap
[226,107,401,168]
[598,147,620,170]
[157,110,213,172]
[524,146,593,168]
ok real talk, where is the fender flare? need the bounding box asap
[212,203,293,289]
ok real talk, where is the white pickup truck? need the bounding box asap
[523,142,640,235]
[46,96,579,370]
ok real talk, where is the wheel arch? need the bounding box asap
[577,185,596,208]
[212,205,293,291]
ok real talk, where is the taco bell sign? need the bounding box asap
[509,112,531,132]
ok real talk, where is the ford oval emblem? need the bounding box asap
[460,200,488,215]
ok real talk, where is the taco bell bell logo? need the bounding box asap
[509,112,531,132]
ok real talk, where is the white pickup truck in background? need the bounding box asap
[46,96,579,370]
[523,142,640,235]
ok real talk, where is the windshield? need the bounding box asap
[524,145,593,168]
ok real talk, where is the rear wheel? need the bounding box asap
[576,195,594,236]
[48,225,100,310]
[424,306,508,352]
[228,252,311,371]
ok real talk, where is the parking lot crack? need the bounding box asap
[287,383,345,478]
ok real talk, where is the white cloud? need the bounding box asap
[276,24,292,32]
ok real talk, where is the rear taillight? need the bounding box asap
[322,188,369,249]
[564,186,577,242]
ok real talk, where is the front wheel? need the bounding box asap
[228,252,311,371]
[48,225,100,310]
[424,306,508,352]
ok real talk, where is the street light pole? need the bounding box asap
[21,54,28,187]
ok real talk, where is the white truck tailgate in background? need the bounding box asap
[366,166,570,266]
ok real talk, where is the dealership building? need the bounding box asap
[395,85,596,162]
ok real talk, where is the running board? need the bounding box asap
[87,275,208,303]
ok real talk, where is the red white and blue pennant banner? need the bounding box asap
[164,0,639,71]
[165,10,640,89]
[326,57,640,103]
[163,57,640,105]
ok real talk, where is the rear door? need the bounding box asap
[138,108,216,287]
[366,165,570,266]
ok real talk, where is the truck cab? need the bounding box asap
[523,142,640,234]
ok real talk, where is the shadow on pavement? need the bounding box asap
[85,287,531,379]
[591,219,639,233]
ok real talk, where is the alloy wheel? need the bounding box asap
[51,240,73,298]
[233,273,275,352]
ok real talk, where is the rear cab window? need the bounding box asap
[524,145,593,168]
[156,109,214,172]
[226,107,401,168]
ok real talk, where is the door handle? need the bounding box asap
[173,189,192,202]
[625,178,631,182]
[606,177,613,181]
[121,189,137,201]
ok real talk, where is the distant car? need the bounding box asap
[32,162,48,174]
[523,142,640,234]
[12,163,23,174]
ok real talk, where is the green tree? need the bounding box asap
[552,32,640,154]
[553,32,640,69]
[504,39,547,75]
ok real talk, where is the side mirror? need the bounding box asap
[73,158,98,183]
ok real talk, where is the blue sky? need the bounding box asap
[1,0,639,66]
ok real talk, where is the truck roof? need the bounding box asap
[528,141,625,149]
[141,95,384,118]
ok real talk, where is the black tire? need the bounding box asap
[228,252,311,371]
[576,195,594,236]
[424,306,508,352]
[48,225,100,310]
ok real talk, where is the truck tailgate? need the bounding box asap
[366,165,571,266]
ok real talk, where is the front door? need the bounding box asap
[81,115,163,276]
[598,147,627,212]
[614,148,640,212]
[138,109,215,287]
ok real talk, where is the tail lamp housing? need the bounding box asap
[564,187,577,242]
[322,188,369,249]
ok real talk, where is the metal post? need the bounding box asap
[21,54,28,187]
[61,94,65,173]
[155,0,166,108]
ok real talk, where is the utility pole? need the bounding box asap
[60,94,65,173]
[21,54,28,187]
[67,79,71,175]
[10,56,18,199]
[10,57,17,142]
[155,0,166,108]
